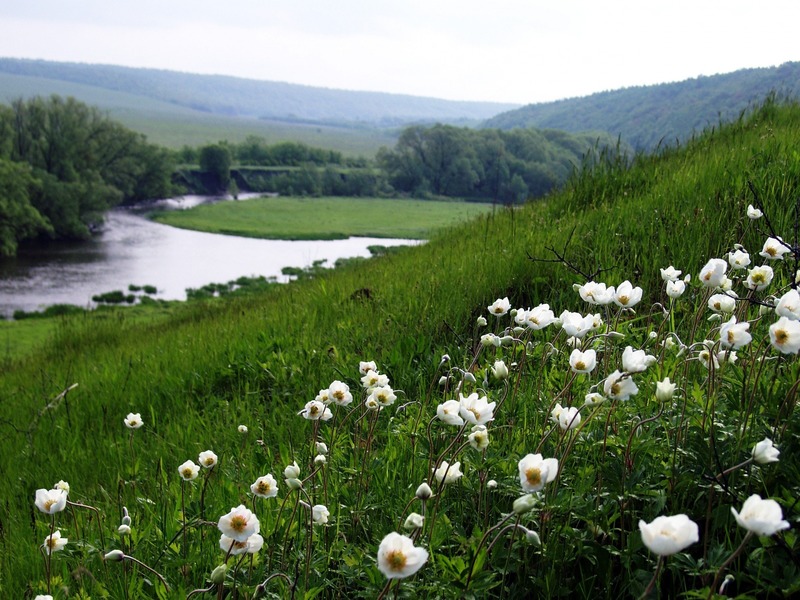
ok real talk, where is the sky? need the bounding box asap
[0,1,797,105]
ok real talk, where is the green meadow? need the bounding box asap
[151,196,497,240]
[2,100,799,598]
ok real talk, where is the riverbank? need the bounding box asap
[150,195,496,239]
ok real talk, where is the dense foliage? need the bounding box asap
[2,100,799,599]
[485,62,800,150]
[0,95,175,255]
[377,124,625,202]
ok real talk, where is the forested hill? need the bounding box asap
[0,58,518,126]
[484,61,800,150]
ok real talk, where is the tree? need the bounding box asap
[0,158,50,256]
[199,143,232,192]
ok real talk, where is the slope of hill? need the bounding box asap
[1,99,798,597]
[0,57,519,125]
[484,61,800,150]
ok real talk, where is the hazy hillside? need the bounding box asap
[0,58,518,126]
[484,61,800,150]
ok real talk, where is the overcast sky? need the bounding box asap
[0,1,797,105]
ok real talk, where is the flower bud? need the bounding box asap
[491,360,509,380]
[210,563,228,584]
[513,494,537,515]
[438,375,449,386]
[523,528,541,545]
[238,424,248,433]
[476,316,488,327]
[314,454,327,465]
[415,482,433,500]
[286,478,303,490]
[284,462,301,480]
[315,442,328,455]
[486,479,498,489]
[655,377,676,402]
[403,512,425,530]
[117,524,131,536]
[463,372,476,384]
[104,549,125,562]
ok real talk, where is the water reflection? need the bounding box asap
[0,197,418,318]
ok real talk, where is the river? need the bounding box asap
[0,195,419,318]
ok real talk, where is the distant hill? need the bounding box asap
[484,62,800,150]
[0,58,519,126]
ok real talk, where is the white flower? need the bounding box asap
[760,236,790,260]
[578,281,614,305]
[699,258,728,288]
[369,385,397,407]
[660,266,682,282]
[198,450,218,469]
[436,399,465,426]
[124,412,143,429]
[328,380,354,405]
[219,532,264,555]
[178,460,200,481]
[745,265,774,291]
[459,393,496,426]
[518,453,558,492]
[43,530,68,554]
[719,317,752,349]
[776,289,800,320]
[238,424,248,434]
[614,280,643,308]
[584,392,605,406]
[555,405,581,430]
[316,441,328,455]
[218,504,260,542]
[377,532,429,579]
[480,333,502,347]
[284,461,301,480]
[666,280,686,299]
[486,479,498,489]
[364,396,381,411]
[639,514,699,556]
[312,504,330,525]
[53,480,70,495]
[403,512,425,530]
[360,370,389,391]
[250,474,278,498]
[655,377,676,402]
[524,303,557,330]
[314,454,327,465]
[603,370,639,401]
[491,360,509,380]
[34,595,54,600]
[359,360,377,375]
[434,461,463,484]
[731,494,790,536]
[622,346,656,373]
[728,249,751,269]
[468,425,490,450]
[300,400,333,421]
[769,316,800,354]
[751,438,780,464]
[708,293,737,314]
[560,311,595,339]
[747,204,763,219]
[488,297,511,316]
[698,343,720,370]
[569,348,597,373]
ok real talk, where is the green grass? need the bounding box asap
[1,100,799,598]
[151,196,497,239]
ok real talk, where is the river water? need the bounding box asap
[0,195,418,318]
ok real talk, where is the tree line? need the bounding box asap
[0,95,174,255]
[1,95,624,256]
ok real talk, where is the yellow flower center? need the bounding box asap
[309,405,320,416]
[256,481,271,495]
[774,329,789,345]
[525,467,542,487]
[575,360,586,371]
[751,273,765,284]
[766,246,777,257]
[618,295,629,305]
[229,515,247,533]
[611,383,621,396]
[727,331,735,344]
[182,468,194,478]
[386,549,407,571]
[43,499,56,511]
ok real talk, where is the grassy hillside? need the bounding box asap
[485,62,800,150]
[2,100,799,598]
